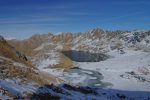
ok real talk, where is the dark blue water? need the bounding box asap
[62,50,109,62]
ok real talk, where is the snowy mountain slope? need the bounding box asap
[0,35,32,67]
[0,36,61,99]
[3,29,150,99]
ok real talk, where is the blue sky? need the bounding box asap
[0,0,150,39]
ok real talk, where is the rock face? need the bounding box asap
[0,35,30,66]
[0,36,5,41]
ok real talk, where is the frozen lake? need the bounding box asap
[63,67,112,87]
[62,50,109,62]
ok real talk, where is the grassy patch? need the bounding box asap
[53,44,73,71]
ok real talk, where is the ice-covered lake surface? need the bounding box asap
[63,67,112,87]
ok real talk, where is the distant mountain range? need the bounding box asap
[8,28,150,69]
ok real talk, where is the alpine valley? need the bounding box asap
[1,28,150,100]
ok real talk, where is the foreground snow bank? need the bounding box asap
[0,79,38,99]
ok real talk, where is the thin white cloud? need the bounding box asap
[98,11,145,23]
[0,16,68,24]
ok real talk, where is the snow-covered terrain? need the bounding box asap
[31,46,150,99]
[0,79,38,99]
[1,29,150,99]
[37,52,60,70]
[30,30,150,99]
[79,49,150,91]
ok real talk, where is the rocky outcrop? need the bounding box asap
[0,35,30,65]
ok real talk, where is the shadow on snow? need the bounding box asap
[30,84,150,100]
